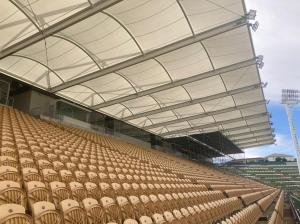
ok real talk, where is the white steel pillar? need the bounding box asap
[285,104,300,174]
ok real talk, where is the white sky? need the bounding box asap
[242,0,300,158]
[246,0,300,102]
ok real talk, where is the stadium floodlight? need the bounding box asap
[282,89,300,105]
[250,21,259,32]
[282,89,300,174]
[256,55,264,69]
[258,61,264,69]
[247,10,257,20]
[262,82,268,88]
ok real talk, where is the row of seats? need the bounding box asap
[217,191,280,224]
[257,190,280,212]
[268,191,284,224]
[0,105,279,223]
[225,188,262,198]
[241,189,277,206]
[219,203,262,224]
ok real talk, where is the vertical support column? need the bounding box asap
[285,104,300,174]
[6,81,10,105]
[104,116,115,135]
[150,134,157,148]
[0,79,10,105]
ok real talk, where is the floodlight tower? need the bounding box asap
[282,89,300,174]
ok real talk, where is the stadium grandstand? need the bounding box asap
[223,157,300,196]
[0,0,296,223]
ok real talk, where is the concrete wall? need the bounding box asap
[13,90,57,116]
[29,90,56,116]
[13,91,31,113]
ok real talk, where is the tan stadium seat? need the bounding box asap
[100,197,122,223]
[99,173,110,184]
[0,181,26,206]
[149,195,161,213]
[50,181,72,207]
[152,213,166,224]
[37,160,53,170]
[32,201,62,224]
[18,150,32,158]
[122,183,132,196]
[66,163,77,173]
[116,196,135,220]
[109,173,118,184]
[69,182,88,201]
[139,216,154,224]
[87,172,99,183]
[87,165,97,172]
[47,153,58,162]
[59,170,74,183]
[1,147,17,159]
[42,169,59,182]
[74,171,87,183]
[163,211,175,223]
[123,219,138,224]
[157,194,168,210]
[128,195,146,218]
[22,168,41,182]
[131,183,140,195]
[0,156,18,168]
[99,182,114,198]
[140,195,152,215]
[172,210,183,223]
[33,152,47,161]
[60,199,87,224]
[1,141,14,148]
[0,166,20,182]
[0,203,33,224]
[26,181,50,207]
[112,183,123,196]
[53,161,65,172]
[78,164,88,172]
[59,155,69,163]
[20,158,35,169]
[82,197,106,224]
[84,182,100,199]
[180,208,195,223]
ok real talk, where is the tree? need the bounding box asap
[275,157,287,162]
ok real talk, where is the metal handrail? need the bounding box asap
[289,195,300,222]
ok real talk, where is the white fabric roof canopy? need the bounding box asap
[0,0,275,149]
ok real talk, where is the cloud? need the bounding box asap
[243,133,296,158]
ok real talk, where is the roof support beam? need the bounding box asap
[91,58,257,110]
[222,122,272,133]
[240,142,275,149]
[144,100,266,130]
[238,139,275,147]
[233,134,275,143]
[123,83,263,121]
[0,0,122,60]
[236,137,275,144]
[50,17,248,92]
[224,128,273,139]
[161,112,268,137]
[163,122,271,139]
